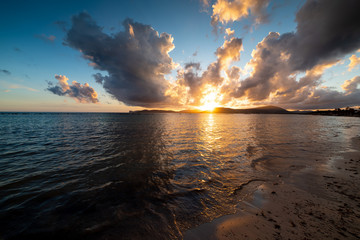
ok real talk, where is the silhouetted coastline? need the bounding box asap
[304,107,360,117]
[130,105,360,117]
[130,105,289,114]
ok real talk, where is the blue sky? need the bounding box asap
[1,0,359,112]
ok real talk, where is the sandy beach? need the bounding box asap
[185,136,360,240]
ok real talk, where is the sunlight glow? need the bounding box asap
[197,85,222,111]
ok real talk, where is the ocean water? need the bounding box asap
[0,113,359,239]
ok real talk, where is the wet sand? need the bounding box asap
[185,137,360,240]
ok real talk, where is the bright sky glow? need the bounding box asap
[197,85,223,111]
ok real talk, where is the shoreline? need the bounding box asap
[185,137,360,239]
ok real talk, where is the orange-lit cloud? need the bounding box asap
[47,74,99,103]
[216,37,243,67]
[348,54,360,71]
[225,28,234,37]
[212,0,268,23]
[342,76,360,94]
[128,24,135,38]
[167,37,243,109]
[211,0,269,33]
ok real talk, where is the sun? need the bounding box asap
[198,97,217,111]
[197,85,222,112]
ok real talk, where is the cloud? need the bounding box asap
[35,34,56,42]
[216,37,243,67]
[342,76,360,94]
[60,3,360,110]
[167,37,243,107]
[93,73,104,84]
[229,0,360,109]
[0,69,11,75]
[199,0,211,12]
[292,76,360,109]
[288,0,360,71]
[286,89,360,110]
[199,0,210,8]
[47,74,99,103]
[0,80,38,92]
[348,54,360,71]
[210,0,269,33]
[225,28,234,37]
[64,12,175,107]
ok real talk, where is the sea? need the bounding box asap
[0,113,359,239]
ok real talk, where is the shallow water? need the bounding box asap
[0,113,359,239]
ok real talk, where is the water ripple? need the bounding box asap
[0,113,359,239]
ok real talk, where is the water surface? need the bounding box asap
[0,113,359,239]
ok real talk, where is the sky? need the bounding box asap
[0,0,360,112]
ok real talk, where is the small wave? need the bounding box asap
[87,181,114,191]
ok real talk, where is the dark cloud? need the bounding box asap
[284,82,360,110]
[289,0,360,71]
[13,47,21,52]
[35,34,56,42]
[93,73,105,84]
[184,62,201,70]
[47,75,99,103]
[231,0,360,108]
[64,12,175,107]
[0,69,11,75]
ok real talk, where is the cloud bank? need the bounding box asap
[64,12,175,107]
[47,75,99,103]
[54,0,360,110]
[228,0,360,109]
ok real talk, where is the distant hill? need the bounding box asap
[213,105,289,114]
[129,109,177,114]
[131,105,289,114]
